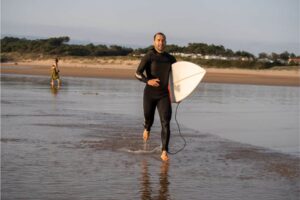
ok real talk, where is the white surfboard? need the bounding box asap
[169,61,206,103]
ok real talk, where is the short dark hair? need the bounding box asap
[153,32,166,40]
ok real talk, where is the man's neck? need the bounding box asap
[154,47,164,54]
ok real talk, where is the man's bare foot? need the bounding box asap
[161,150,169,161]
[143,130,150,142]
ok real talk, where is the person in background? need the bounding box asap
[50,57,61,87]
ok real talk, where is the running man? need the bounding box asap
[135,32,176,161]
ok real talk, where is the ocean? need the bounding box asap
[1,74,299,200]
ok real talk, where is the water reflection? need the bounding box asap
[50,85,60,96]
[158,161,170,200]
[140,160,170,200]
[140,160,152,199]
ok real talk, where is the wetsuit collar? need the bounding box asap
[152,47,165,55]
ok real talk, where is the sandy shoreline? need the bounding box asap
[2,64,300,199]
[1,61,299,86]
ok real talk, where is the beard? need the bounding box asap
[155,45,165,53]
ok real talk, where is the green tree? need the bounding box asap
[258,52,269,59]
[279,51,290,60]
[271,52,279,60]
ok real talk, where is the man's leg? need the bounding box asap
[143,91,157,142]
[50,79,54,87]
[157,95,172,161]
[57,79,61,87]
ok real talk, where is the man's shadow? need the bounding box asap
[140,159,170,200]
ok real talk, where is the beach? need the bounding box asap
[1,59,300,199]
[2,0,299,199]
[1,59,299,86]
[1,74,299,199]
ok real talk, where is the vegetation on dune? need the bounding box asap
[1,36,299,70]
[1,36,133,57]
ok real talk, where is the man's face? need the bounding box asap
[153,34,166,53]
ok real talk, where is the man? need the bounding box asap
[50,57,61,88]
[135,32,176,161]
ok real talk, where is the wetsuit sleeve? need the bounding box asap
[169,54,177,74]
[171,55,177,64]
[135,53,150,83]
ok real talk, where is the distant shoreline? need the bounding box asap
[1,61,299,86]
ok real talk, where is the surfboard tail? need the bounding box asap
[168,84,174,103]
[168,74,177,103]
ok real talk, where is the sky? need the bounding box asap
[1,0,299,55]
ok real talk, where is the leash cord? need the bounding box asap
[168,102,186,155]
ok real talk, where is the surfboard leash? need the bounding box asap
[168,102,187,155]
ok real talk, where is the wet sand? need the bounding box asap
[1,74,299,199]
[1,61,299,86]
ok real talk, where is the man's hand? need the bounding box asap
[147,78,160,87]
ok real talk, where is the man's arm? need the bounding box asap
[135,54,150,83]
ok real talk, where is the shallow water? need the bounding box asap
[180,82,300,156]
[1,74,299,200]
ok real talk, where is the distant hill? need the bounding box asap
[1,36,298,69]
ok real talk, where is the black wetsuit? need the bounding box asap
[135,48,176,152]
